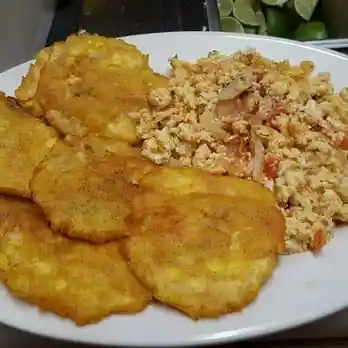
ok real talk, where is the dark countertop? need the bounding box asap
[46,0,210,45]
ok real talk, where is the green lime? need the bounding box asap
[285,0,294,10]
[262,0,288,6]
[232,0,259,27]
[294,0,318,21]
[220,16,245,33]
[281,0,303,32]
[293,21,328,41]
[266,7,290,37]
[217,0,234,17]
[256,9,267,34]
[244,26,257,34]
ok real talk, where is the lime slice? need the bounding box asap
[293,21,328,41]
[256,9,267,34]
[266,7,290,37]
[217,0,234,17]
[294,0,318,21]
[220,16,245,33]
[232,0,259,27]
[262,0,288,6]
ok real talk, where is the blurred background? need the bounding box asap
[1,0,347,72]
[214,0,348,45]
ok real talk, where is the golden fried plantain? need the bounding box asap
[65,135,157,184]
[123,192,285,319]
[15,33,168,144]
[30,140,155,243]
[0,93,58,198]
[139,166,277,206]
[0,196,151,326]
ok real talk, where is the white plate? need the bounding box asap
[1,31,348,347]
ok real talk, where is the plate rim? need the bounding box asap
[1,300,346,347]
[121,30,348,61]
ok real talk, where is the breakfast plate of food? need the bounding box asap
[0,30,348,346]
